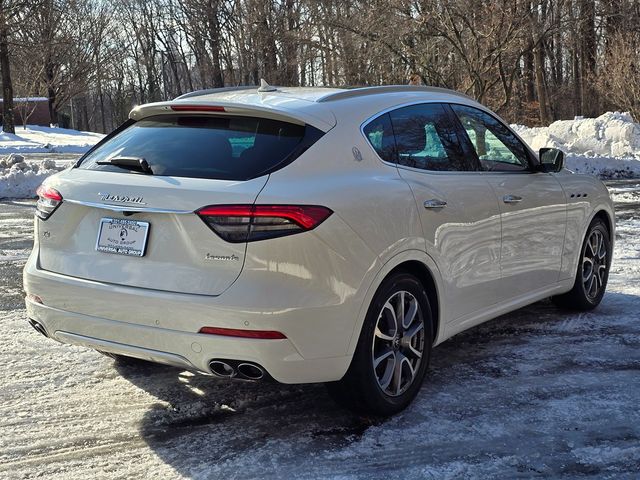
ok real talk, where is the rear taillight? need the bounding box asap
[35,185,62,220]
[197,205,333,243]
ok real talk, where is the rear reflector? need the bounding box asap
[198,327,286,339]
[26,293,43,304]
[170,105,226,112]
[35,185,63,220]
[197,204,333,243]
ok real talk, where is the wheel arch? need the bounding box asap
[389,260,440,345]
[346,251,444,358]
[563,204,615,286]
[593,209,613,242]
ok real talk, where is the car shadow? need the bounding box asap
[114,358,379,477]
[115,291,639,479]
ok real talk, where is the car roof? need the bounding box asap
[175,84,474,103]
[130,85,481,132]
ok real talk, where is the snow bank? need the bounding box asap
[512,112,640,178]
[0,154,68,199]
[0,125,103,154]
[0,125,101,198]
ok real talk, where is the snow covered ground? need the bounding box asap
[0,125,103,155]
[0,182,638,479]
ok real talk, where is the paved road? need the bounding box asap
[0,181,638,479]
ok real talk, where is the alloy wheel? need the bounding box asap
[582,229,608,300]
[371,290,425,397]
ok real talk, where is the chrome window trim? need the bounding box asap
[359,99,541,175]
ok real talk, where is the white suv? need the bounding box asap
[24,85,614,415]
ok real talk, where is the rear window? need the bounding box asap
[78,115,313,180]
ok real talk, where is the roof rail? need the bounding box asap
[174,85,256,100]
[317,85,474,103]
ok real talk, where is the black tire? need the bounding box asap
[326,272,433,416]
[552,218,611,311]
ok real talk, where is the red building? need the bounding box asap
[0,97,51,127]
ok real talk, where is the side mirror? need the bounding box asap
[538,147,564,173]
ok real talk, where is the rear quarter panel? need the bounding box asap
[251,121,428,357]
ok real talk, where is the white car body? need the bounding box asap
[23,85,615,387]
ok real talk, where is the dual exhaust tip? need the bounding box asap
[209,360,266,381]
[28,318,48,338]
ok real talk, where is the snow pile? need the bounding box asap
[0,125,103,154]
[512,112,640,178]
[0,154,68,198]
[513,112,640,157]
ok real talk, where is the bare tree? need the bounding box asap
[0,0,37,133]
[5,0,640,132]
[598,32,640,121]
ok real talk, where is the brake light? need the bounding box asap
[35,185,62,220]
[170,105,226,112]
[197,205,333,243]
[199,326,286,339]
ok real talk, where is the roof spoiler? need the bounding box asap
[129,100,336,132]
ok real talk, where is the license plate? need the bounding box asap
[96,218,150,257]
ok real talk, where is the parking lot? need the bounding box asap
[1,181,639,479]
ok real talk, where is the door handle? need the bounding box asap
[502,194,523,204]
[423,199,447,209]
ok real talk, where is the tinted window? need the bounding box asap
[451,104,530,172]
[79,115,309,180]
[389,103,470,171]
[363,113,396,163]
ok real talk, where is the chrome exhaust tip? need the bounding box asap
[28,318,48,337]
[209,360,235,378]
[237,362,264,380]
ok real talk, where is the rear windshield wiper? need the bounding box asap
[96,156,153,175]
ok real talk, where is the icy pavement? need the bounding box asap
[0,183,639,479]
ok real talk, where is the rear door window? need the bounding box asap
[78,115,313,180]
[388,103,473,171]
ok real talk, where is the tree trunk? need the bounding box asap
[0,24,14,134]
[580,0,596,116]
[45,62,57,126]
[260,17,278,82]
[523,43,535,102]
[573,47,581,116]
[283,0,299,85]
[603,0,622,59]
[533,42,550,124]
[206,1,224,88]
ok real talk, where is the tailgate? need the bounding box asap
[38,169,267,295]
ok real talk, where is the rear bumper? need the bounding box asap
[26,298,348,383]
[23,254,353,384]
